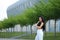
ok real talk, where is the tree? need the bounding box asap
[0,21,4,30]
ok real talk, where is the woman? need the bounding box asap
[35,16,45,40]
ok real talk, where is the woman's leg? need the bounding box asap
[35,35,38,40]
[35,29,43,40]
[35,30,39,40]
[38,30,43,40]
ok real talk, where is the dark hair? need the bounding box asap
[38,16,45,31]
[39,16,44,22]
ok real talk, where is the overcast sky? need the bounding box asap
[0,0,19,21]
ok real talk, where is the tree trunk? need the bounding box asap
[8,28,9,32]
[49,20,50,32]
[21,27,22,32]
[44,21,47,39]
[26,26,27,35]
[54,19,56,40]
[13,27,14,32]
[11,28,12,32]
[30,25,32,35]
[11,28,13,32]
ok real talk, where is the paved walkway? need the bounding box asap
[10,33,32,39]
[0,38,33,40]
[0,33,34,40]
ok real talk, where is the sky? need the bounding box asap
[0,0,19,21]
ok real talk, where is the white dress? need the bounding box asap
[35,29,43,40]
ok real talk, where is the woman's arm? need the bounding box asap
[37,22,44,29]
[34,21,39,27]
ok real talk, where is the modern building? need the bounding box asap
[7,0,40,17]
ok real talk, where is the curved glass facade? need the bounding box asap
[7,0,40,17]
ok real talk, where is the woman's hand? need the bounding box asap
[35,21,39,27]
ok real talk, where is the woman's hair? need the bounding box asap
[39,16,45,22]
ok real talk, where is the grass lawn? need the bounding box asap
[20,32,60,40]
[0,32,26,38]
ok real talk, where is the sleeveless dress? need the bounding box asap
[35,22,44,40]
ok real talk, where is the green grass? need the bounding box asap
[0,32,60,40]
[0,32,25,38]
[20,32,60,40]
[44,32,60,40]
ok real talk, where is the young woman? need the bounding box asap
[35,16,45,40]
